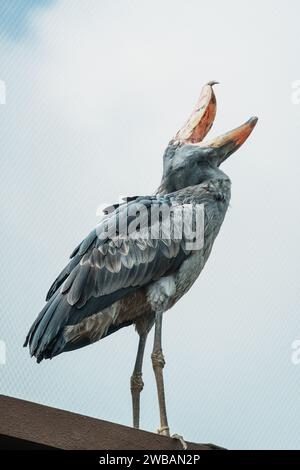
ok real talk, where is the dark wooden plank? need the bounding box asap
[0,395,221,450]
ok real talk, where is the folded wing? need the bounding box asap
[24,195,190,361]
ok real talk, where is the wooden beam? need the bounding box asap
[0,394,222,450]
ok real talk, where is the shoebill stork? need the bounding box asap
[24,82,257,438]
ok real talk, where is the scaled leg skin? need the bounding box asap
[151,311,170,436]
[151,311,187,449]
[130,333,147,429]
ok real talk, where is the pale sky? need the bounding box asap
[1,0,300,449]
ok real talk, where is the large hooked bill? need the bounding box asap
[173,81,258,163]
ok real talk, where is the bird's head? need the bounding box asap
[157,82,258,194]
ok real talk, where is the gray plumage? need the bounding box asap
[25,177,230,362]
[24,128,256,361]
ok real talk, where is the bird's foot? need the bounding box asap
[157,425,170,436]
[156,427,187,450]
[171,433,188,450]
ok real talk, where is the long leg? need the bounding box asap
[130,333,147,429]
[151,311,169,436]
